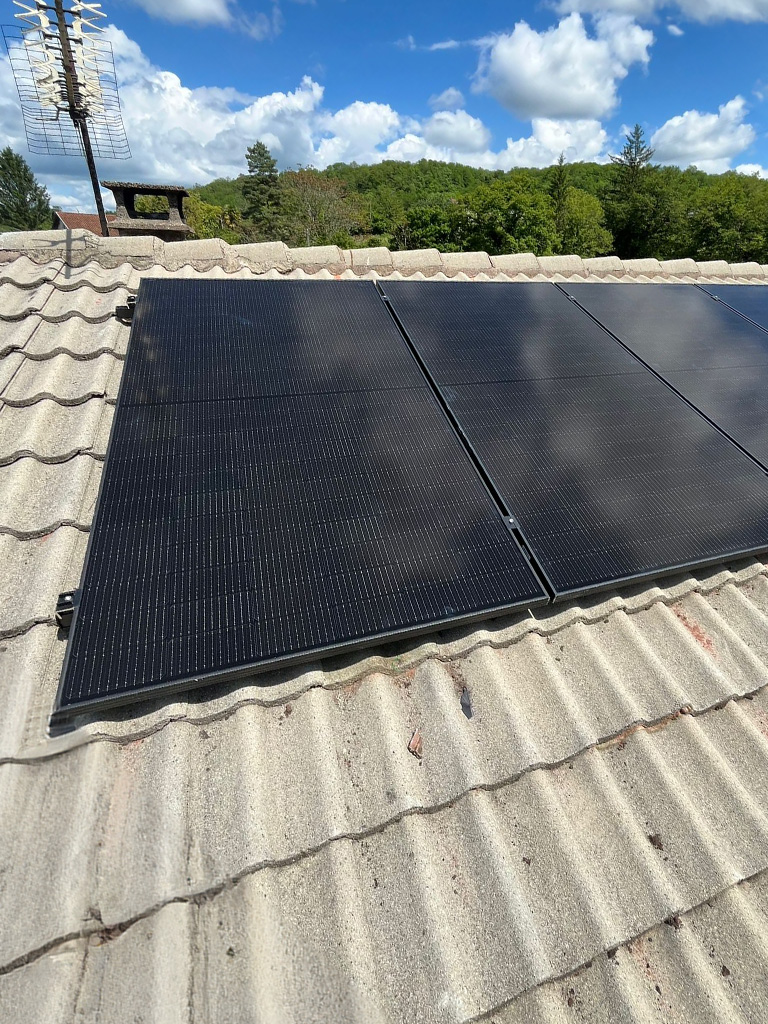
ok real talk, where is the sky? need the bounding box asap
[1,0,767,210]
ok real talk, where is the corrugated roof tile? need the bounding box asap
[0,352,121,405]
[0,398,112,465]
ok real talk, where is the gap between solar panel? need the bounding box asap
[50,279,550,730]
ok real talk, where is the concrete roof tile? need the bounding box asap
[441,250,492,271]
[390,249,442,271]
[490,253,539,274]
[659,258,701,276]
[350,246,393,269]
[17,318,129,359]
[730,262,766,279]
[2,692,768,1021]
[0,399,112,465]
[0,352,121,406]
[0,455,100,538]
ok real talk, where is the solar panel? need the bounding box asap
[568,283,768,467]
[54,280,547,722]
[699,284,768,332]
[385,281,768,598]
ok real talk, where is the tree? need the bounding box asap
[455,176,558,256]
[605,124,658,258]
[279,169,361,247]
[0,147,51,231]
[549,153,570,250]
[560,189,613,258]
[243,141,281,237]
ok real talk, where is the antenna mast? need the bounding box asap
[4,0,130,236]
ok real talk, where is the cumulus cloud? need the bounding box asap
[736,163,768,177]
[667,23,684,34]
[428,87,465,111]
[556,0,768,22]
[651,96,756,172]
[422,110,492,152]
[497,118,609,168]
[474,14,653,120]
[315,102,402,165]
[0,26,639,208]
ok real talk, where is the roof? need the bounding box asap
[52,212,117,236]
[2,228,768,1022]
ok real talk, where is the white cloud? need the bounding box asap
[497,119,609,168]
[316,102,402,165]
[667,23,684,34]
[131,0,232,25]
[131,0,282,37]
[422,110,492,152]
[474,14,653,120]
[651,96,756,172]
[556,0,768,22]
[428,39,461,51]
[428,87,465,112]
[735,163,768,177]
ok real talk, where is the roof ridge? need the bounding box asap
[1,230,767,282]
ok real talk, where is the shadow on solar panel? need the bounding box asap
[52,280,547,726]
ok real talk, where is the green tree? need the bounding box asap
[0,147,51,230]
[455,176,558,256]
[560,189,613,258]
[183,193,245,245]
[549,153,570,250]
[689,172,768,263]
[279,169,361,247]
[605,124,658,258]
[243,141,281,237]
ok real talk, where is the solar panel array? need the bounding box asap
[568,283,768,468]
[54,280,547,720]
[385,282,768,596]
[55,279,768,722]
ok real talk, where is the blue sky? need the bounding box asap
[2,0,767,209]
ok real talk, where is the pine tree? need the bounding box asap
[0,148,51,231]
[606,124,658,258]
[243,141,281,238]
[548,153,570,253]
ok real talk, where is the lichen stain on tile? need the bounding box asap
[672,606,717,657]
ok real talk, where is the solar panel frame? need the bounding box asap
[52,280,548,726]
[384,280,768,601]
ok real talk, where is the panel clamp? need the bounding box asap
[55,591,78,629]
[116,294,136,323]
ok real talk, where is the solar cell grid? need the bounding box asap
[568,283,768,470]
[55,281,546,720]
[385,281,768,597]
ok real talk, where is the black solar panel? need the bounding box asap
[385,281,768,597]
[569,283,768,468]
[699,284,768,333]
[54,280,546,721]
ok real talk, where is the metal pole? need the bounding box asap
[53,0,109,236]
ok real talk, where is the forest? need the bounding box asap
[2,126,768,262]
[189,128,768,263]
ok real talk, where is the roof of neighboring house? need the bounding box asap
[1,228,768,1022]
[52,212,118,236]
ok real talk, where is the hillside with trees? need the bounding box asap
[187,126,768,262]
[3,125,768,262]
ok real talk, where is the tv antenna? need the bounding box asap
[3,1,130,236]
